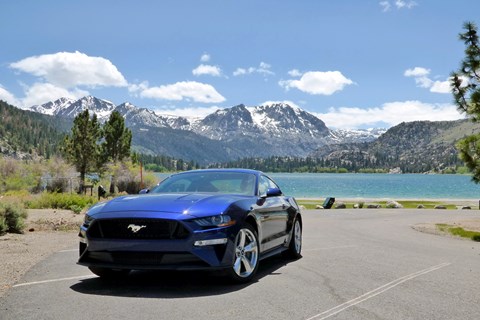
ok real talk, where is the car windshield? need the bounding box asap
[150,171,256,196]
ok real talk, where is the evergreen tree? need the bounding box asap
[101,111,132,193]
[451,22,480,182]
[62,110,102,191]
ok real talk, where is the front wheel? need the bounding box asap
[226,224,259,283]
[283,218,302,259]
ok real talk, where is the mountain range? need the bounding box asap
[29,96,385,164]
[25,96,478,172]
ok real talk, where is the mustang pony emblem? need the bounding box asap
[127,224,147,233]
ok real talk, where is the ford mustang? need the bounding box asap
[78,169,302,283]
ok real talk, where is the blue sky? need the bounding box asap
[0,0,478,129]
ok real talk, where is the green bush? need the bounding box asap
[0,202,28,234]
[69,205,83,214]
[0,216,7,235]
[472,234,480,242]
[27,192,98,212]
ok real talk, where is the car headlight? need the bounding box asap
[83,214,94,228]
[193,215,235,227]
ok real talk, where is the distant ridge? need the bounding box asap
[2,95,476,171]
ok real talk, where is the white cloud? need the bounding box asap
[379,1,391,11]
[154,106,220,119]
[404,67,430,77]
[233,68,247,76]
[192,64,222,77]
[430,80,451,93]
[233,62,274,77]
[404,66,451,93]
[288,69,302,77]
[380,0,417,11]
[21,82,88,108]
[279,71,354,95]
[0,85,21,107]
[316,100,463,129]
[140,81,226,103]
[128,81,149,95]
[395,0,417,9]
[10,51,127,88]
[200,54,211,62]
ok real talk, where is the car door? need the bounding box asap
[255,175,290,252]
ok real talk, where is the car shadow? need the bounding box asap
[70,255,301,298]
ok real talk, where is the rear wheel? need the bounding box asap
[283,218,302,259]
[226,224,259,283]
[88,267,130,279]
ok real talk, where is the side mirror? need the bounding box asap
[139,188,150,194]
[264,187,282,198]
[267,187,282,197]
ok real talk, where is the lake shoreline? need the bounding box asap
[298,197,479,204]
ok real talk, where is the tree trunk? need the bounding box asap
[109,175,116,194]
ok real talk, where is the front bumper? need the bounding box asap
[78,216,237,271]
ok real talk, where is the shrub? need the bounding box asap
[27,192,98,212]
[69,205,83,214]
[0,202,28,234]
[0,216,7,235]
[106,161,158,195]
[472,234,480,242]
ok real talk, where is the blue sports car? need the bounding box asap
[78,169,302,283]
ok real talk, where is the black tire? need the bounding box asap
[283,218,302,259]
[225,224,260,283]
[88,267,130,279]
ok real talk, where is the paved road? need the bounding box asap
[1,209,479,320]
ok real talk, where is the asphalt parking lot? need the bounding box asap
[1,209,479,320]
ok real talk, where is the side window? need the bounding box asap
[258,175,280,196]
[258,176,270,196]
[265,176,279,190]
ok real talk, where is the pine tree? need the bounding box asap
[62,110,102,191]
[451,22,480,182]
[101,111,132,193]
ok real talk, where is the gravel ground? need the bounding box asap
[0,208,479,299]
[0,209,82,298]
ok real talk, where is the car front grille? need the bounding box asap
[87,218,190,240]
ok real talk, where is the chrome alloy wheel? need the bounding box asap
[293,219,302,254]
[233,227,259,278]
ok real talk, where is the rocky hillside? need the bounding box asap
[310,119,479,172]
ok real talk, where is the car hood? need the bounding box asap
[89,193,250,219]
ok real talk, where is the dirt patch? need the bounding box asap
[0,209,83,298]
[412,219,480,239]
[26,209,83,232]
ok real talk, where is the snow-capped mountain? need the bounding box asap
[191,103,331,141]
[28,96,384,162]
[57,96,116,121]
[115,102,171,128]
[30,97,75,116]
[30,96,116,121]
[330,128,386,144]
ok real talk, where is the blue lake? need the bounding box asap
[154,173,480,200]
